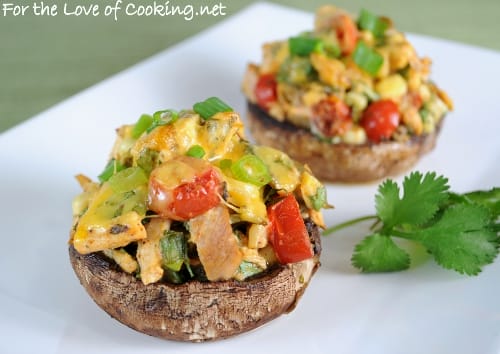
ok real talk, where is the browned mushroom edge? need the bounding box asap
[69,219,322,342]
[246,101,444,183]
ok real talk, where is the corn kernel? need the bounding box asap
[375,74,408,100]
[360,30,375,47]
[386,29,405,44]
[248,224,268,249]
[345,91,368,112]
[342,125,367,144]
[389,42,415,71]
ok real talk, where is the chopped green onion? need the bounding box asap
[230,154,272,187]
[193,97,233,120]
[238,261,263,279]
[277,56,314,85]
[162,268,185,284]
[97,187,148,219]
[108,166,148,194]
[322,42,341,58]
[160,231,185,272]
[136,148,159,175]
[352,41,384,76]
[315,32,342,58]
[98,159,126,183]
[358,8,388,38]
[186,145,205,158]
[309,186,327,211]
[289,36,323,56]
[160,231,192,276]
[131,114,153,139]
[146,109,178,133]
[153,109,178,122]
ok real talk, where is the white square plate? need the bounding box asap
[1,2,499,353]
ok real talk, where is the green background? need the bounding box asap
[1,0,499,133]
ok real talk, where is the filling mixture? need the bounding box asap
[242,5,453,144]
[70,97,328,285]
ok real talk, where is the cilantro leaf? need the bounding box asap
[409,203,499,275]
[375,179,400,226]
[324,171,499,276]
[352,233,410,272]
[463,187,500,218]
[375,171,449,228]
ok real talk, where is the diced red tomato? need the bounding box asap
[254,74,278,110]
[360,100,400,143]
[334,14,359,55]
[148,156,222,221]
[311,96,352,137]
[267,194,314,264]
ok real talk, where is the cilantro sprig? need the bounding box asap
[324,171,500,275]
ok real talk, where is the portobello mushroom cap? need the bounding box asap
[69,219,321,342]
[246,101,444,183]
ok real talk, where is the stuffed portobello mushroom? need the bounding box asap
[69,97,328,342]
[242,5,453,183]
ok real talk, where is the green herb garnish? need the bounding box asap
[98,158,126,183]
[277,56,314,85]
[289,36,323,56]
[186,144,206,159]
[324,171,500,275]
[193,97,233,120]
[160,230,190,272]
[230,154,272,187]
[352,41,384,76]
[238,261,263,279]
[131,114,153,139]
[108,166,148,194]
[358,8,388,38]
[146,109,179,133]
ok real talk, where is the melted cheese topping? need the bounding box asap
[71,108,326,283]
